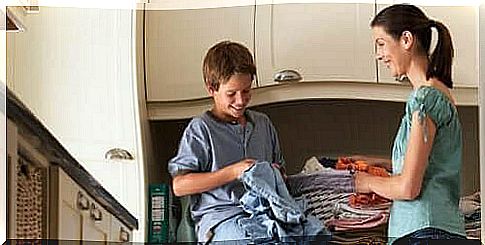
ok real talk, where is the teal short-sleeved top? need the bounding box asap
[388,86,466,244]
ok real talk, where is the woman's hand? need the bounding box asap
[354,171,372,193]
[350,155,392,172]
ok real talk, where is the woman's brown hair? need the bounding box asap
[371,4,454,88]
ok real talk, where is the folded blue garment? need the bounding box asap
[238,161,331,243]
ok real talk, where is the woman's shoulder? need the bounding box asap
[407,86,457,126]
[411,86,454,108]
[415,85,455,104]
[414,85,443,98]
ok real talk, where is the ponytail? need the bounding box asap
[426,20,454,88]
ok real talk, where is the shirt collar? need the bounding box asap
[205,110,254,126]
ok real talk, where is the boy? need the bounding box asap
[168,40,285,242]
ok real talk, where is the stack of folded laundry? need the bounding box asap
[459,191,481,240]
[287,156,391,244]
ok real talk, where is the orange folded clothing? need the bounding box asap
[350,193,390,208]
[336,157,391,208]
[336,157,389,177]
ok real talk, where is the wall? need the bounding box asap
[1,5,6,243]
[479,3,485,245]
[0,89,5,244]
[150,99,480,196]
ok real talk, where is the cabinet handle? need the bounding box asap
[119,227,130,242]
[77,192,90,210]
[90,203,103,221]
[274,70,302,83]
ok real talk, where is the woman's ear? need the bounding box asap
[400,31,414,50]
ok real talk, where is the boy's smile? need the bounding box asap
[209,73,253,123]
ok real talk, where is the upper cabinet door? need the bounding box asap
[145,1,255,101]
[376,2,478,88]
[255,2,377,87]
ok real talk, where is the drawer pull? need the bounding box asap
[274,69,302,83]
[77,192,90,210]
[90,203,103,221]
[119,227,130,242]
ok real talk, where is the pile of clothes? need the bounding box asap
[335,157,391,213]
[286,156,391,244]
[459,191,481,239]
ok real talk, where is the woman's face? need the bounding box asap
[372,26,411,78]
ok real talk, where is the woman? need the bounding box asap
[354,4,466,244]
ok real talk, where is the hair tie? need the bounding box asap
[428,19,437,28]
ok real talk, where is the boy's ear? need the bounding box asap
[206,85,216,96]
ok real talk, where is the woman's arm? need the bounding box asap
[355,111,436,200]
[172,158,255,197]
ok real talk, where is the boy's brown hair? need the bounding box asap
[202,40,256,91]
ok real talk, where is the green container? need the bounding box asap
[148,183,169,243]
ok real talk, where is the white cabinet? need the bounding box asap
[58,200,83,241]
[53,167,132,243]
[142,2,477,103]
[111,215,132,243]
[7,6,144,240]
[7,6,137,164]
[144,2,377,100]
[145,1,255,101]
[142,2,479,120]
[255,2,377,86]
[376,3,478,88]
[56,167,111,242]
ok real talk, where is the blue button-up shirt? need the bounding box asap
[168,110,285,241]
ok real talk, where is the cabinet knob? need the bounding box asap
[90,203,103,221]
[119,227,130,242]
[274,70,302,83]
[77,191,90,210]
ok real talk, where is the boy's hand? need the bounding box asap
[227,158,256,180]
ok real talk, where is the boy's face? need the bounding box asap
[208,73,252,122]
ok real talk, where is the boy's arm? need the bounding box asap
[172,158,255,197]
